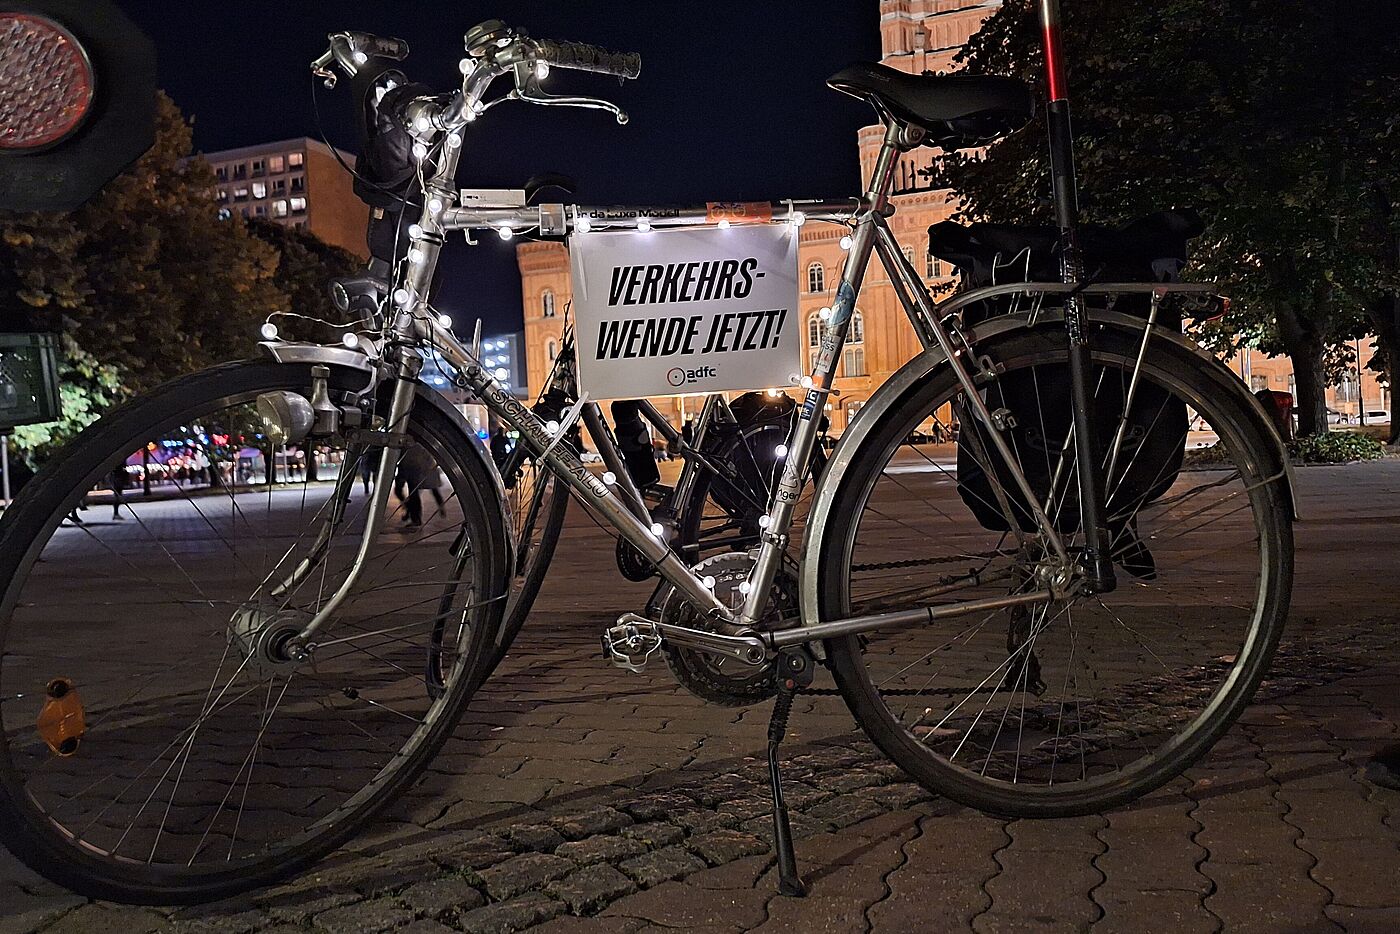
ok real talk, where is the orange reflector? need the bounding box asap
[36,677,86,757]
[0,13,96,151]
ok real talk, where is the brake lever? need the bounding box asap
[510,86,629,124]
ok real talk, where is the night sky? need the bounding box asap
[119,2,883,334]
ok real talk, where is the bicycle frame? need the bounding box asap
[276,1,1218,662]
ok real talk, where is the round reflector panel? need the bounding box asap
[0,13,95,152]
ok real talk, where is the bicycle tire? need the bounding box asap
[0,360,510,903]
[816,322,1292,817]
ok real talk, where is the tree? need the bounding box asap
[926,0,1396,436]
[246,219,362,345]
[2,93,370,466]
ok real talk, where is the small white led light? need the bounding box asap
[791,211,807,227]
[408,248,425,264]
[546,420,560,434]
[412,142,428,160]
[775,444,789,458]
[446,132,463,149]
[535,61,550,81]
[342,332,360,349]
[408,224,424,238]
[602,471,617,486]
[650,522,665,537]
[260,322,278,340]
[394,288,412,306]
[765,388,780,398]
[575,216,593,233]
[352,50,369,65]
[819,307,832,321]
[738,581,752,595]
[800,375,814,389]
[463,109,478,123]
[483,340,496,351]
[718,219,731,230]
[497,226,515,241]
[636,217,652,233]
[438,314,452,328]
[759,515,772,528]
[840,235,853,251]
[702,576,716,590]
[494,367,509,380]
[428,197,444,213]
[414,115,433,133]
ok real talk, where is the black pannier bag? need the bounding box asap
[352,72,435,266]
[927,211,1203,555]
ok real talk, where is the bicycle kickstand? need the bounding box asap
[767,646,815,898]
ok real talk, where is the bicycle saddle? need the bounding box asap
[828,62,1034,151]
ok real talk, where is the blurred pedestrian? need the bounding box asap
[108,465,127,520]
[395,445,444,528]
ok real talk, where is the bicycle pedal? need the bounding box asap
[601,616,662,673]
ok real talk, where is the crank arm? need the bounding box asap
[605,613,769,668]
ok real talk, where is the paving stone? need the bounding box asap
[865,781,935,811]
[555,833,648,866]
[549,863,638,914]
[619,845,707,887]
[259,887,362,924]
[164,909,268,934]
[530,916,647,934]
[753,892,871,933]
[478,852,575,901]
[431,836,516,873]
[400,875,486,916]
[312,896,413,934]
[600,880,770,929]
[1092,889,1218,934]
[550,806,633,840]
[618,793,696,821]
[977,844,1102,934]
[1295,834,1400,908]
[504,823,566,853]
[39,905,165,934]
[869,871,993,932]
[1323,904,1400,932]
[1004,815,1107,853]
[1094,828,1210,893]
[620,821,686,847]
[804,793,886,829]
[397,922,457,934]
[1202,860,1338,933]
[686,829,771,866]
[680,853,774,891]
[456,893,566,934]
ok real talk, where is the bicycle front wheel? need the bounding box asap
[0,360,509,903]
[817,322,1292,816]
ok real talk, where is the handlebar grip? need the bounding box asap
[348,31,410,62]
[534,39,642,79]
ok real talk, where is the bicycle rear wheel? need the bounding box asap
[0,360,509,903]
[816,322,1292,816]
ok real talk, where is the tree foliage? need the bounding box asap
[1,93,367,465]
[926,0,1400,436]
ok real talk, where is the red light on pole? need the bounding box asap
[0,12,95,152]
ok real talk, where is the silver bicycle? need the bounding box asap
[0,5,1293,904]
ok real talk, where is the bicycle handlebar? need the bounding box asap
[532,39,642,80]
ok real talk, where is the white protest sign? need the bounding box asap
[568,224,800,400]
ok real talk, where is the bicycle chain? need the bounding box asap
[851,554,973,572]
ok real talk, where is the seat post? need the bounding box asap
[1038,0,1117,594]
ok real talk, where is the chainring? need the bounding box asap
[656,552,799,707]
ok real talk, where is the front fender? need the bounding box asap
[798,310,1296,638]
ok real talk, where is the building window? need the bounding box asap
[232,163,247,180]
[215,189,228,203]
[240,207,250,219]
[547,339,558,363]
[290,176,305,193]
[1250,375,1269,392]
[842,310,866,377]
[254,205,268,217]
[273,200,288,218]
[926,253,943,278]
[232,187,249,202]
[807,262,825,293]
[215,166,228,182]
[902,246,915,270]
[288,151,304,167]
[251,159,266,177]
[289,197,307,213]
[252,181,267,199]
[269,155,285,173]
[272,178,287,194]
[541,289,557,318]
[807,311,823,348]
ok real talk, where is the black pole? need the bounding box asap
[1038,0,1116,593]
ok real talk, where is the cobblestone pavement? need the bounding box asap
[2,462,1398,933]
